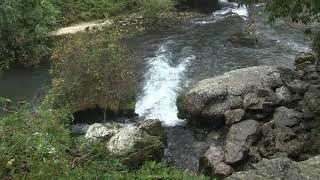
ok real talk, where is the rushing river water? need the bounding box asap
[129,2,311,126]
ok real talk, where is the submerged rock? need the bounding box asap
[228,31,258,47]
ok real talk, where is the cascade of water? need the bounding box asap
[135,43,195,126]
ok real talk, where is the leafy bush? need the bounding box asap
[139,0,174,18]
[46,28,136,115]
[55,0,175,25]
[0,0,58,71]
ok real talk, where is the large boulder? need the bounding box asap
[225,120,260,164]
[226,155,320,180]
[138,119,166,141]
[183,66,283,123]
[107,125,164,164]
[85,123,119,140]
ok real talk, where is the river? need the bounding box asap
[129,2,310,126]
[0,2,310,124]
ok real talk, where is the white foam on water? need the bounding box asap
[231,5,249,18]
[193,3,249,25]
[135,44,195,126]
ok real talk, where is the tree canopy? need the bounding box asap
[0,0,58,71]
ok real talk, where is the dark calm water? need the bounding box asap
[0,65,49,103]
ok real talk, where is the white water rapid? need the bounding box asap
[135,43,195,126]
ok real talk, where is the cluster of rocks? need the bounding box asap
[178,52,320,178]
[226,155,320,180]
[82,119,166,165]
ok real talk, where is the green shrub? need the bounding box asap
[45,28,136,114]
[0,106,72,178]
[0,0,58,71]
[0,106,207,179]
[139,0,174,18]
[55,0,175,25]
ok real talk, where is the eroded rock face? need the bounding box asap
[226,155,320,180]
[225,120,260,164]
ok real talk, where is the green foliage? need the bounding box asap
[237,0,320,22]
[139,0,175,18]
[55,0,175,25]
[46,28,136,113]
[0,106,205,179]
[0,106,72,178]
[0,0,58,71]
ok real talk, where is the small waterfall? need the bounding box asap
[135,42,195,126]
[193,2,249,24]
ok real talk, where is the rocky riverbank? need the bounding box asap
[176,52,320,178]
